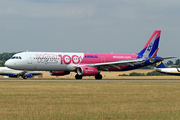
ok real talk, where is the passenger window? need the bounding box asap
[19,57,22,59]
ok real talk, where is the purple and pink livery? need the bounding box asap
[5,30,174,79]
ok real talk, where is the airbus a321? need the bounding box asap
[5,30,174,79]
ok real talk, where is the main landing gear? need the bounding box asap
[75,74,82,79]
[75,74,102,80]
[95,73,102,80]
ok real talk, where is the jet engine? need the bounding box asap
[49,71,70,76]
[9,73,19,78]
[21,73,33,79]
[26,74,33,78]
[77,66,99,76]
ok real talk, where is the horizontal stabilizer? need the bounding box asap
[147,57,176,63]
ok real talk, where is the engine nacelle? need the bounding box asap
[49,71,70,76]
[77,66,98,76]
[9,73,19,78]
[26,74,33,78]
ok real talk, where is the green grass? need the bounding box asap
[0,81,180,119]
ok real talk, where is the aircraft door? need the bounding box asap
[26,53,32,64]
[101,56,105,63]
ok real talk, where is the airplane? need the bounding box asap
[0,67,42,79]
[155,61,180,75]
[4,30,174,80]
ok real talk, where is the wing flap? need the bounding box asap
[82,58,144,70]
[79,57,175,70]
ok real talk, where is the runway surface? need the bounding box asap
[1,78,180,81]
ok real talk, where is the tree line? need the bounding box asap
[119,71,168,76]
[0,52,17,67]
[167,59,180,67]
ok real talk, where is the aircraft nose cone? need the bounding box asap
[5,60,13,68]
[5,60,9,67]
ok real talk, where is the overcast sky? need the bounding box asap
[0,0,180,60]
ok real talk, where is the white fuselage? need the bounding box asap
[0,67,22,74]
[156,68,180,73]
[5,52,140,71]
[0,66,42,76]
[5,52,88,71]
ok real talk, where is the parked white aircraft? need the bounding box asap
[155,62,180,75]
[0,67,42,79]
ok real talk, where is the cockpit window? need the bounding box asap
[11,56,22,59]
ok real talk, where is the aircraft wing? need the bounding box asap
[79,57,176,70]
[81,58,145,70]
[27,71,42,75]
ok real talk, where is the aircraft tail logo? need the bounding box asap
[156,61,169,68]
[138,30,161,58]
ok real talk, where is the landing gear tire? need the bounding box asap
[95,74,102,80]
[75,74,82,79]
[22,76,27,79]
